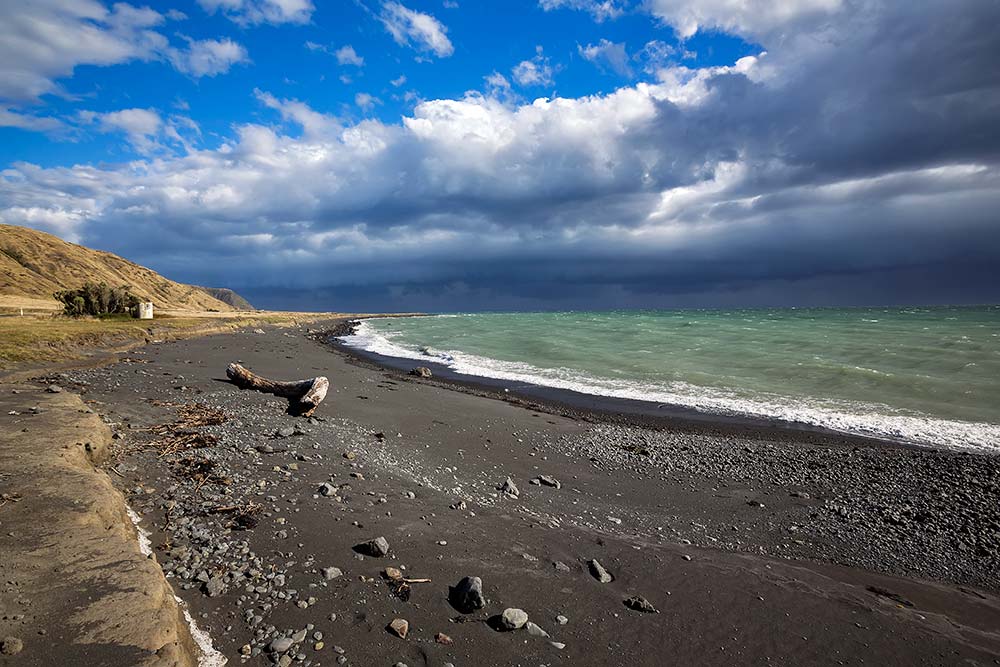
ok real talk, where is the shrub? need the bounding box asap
[54,282,141,317]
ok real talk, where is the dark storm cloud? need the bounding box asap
[2,0,999,309]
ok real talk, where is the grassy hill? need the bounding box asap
[0,224,248,312]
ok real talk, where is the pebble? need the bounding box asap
[588,559,613,583]
[322,566,343,580]
[499,477,519,498]
[556,615,568,625]
[388,618,409,639]
[537,474,561,489]
[450,576,485,612]
[0,637,23,655]
[526,621,549,637]
[624,595,659,613]
[435,632,453,645]
[357,536,390,557]
[500,608,529,631]
[269,637,294,653]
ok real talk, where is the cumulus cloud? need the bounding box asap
[2,0,999,308]
[538,0,626,22]
[512,47,555,87]
[77,107,201,154]
[646,0,842,40]
[578,39,632,77]
[354,92,382,111]
[380,2,454,58]
[335,45,364,67]
[197,0,314,25]
[169,38,249,77]
[0,0,246,106]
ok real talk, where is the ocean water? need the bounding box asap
[339,307,1000,453]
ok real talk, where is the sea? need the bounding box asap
[339,306,1000,453]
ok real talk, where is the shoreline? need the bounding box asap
[323,317,932,454]
[14,319,999,666]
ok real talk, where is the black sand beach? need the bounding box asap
[24,319,1000,666]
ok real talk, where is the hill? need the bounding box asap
[0,224,248,312]
[196,286,255,310]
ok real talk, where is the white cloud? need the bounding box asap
[355,92,382,111]
[77,107,199,154]
[0,108,65,133]
[0,0,247,108]
[578,39,632,77]
[390,74,407,87]
[380,2,454,58]
[197,0,314,25]
[169,38,249,77]
[538,0,625,22]
[647,0,842,39]
[512,47,554,87]
[335,45,364,67]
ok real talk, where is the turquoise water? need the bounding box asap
[340,306,1000,452]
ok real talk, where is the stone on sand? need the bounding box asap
[500,477,519,498]
[450,575,485,612]
[357,536,390,557]
[388,618,409,639]
[500,608,529,631]
[322,566,343,580]
[624,595,659,613]
[589,559,613,583]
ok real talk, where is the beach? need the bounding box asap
[7,318,1000,666]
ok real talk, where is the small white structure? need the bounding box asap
[137,302,154,319]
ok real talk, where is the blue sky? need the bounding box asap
[1,0,999,311]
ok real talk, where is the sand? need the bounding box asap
[11,318,1000,666]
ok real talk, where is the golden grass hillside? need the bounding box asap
[0,224,242,312]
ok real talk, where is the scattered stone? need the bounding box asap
[588,559,613,583]
[450,500,467,510]
[499,477,519,498]
[388,618,409,639]
[410,366,433,378]
[435,632,453,645]
[319,483,337,497]
[624,595,659,613]
[556,615,568,625]
[322,566,343,580]
[550,641,566,650]
[204,576,224,597]
[276,426,296,438]
[526,621,549,637]
[357,536,390,557]
[450,576,485,613]
[500,608,529,631]
[269,637,294,653]
[46,385,63,393]
[0,637,23,655]
[537,475,561,489]
[553,561,571,573]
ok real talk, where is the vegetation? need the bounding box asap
[54,282,141,317]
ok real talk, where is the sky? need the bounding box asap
[1,0,999,312]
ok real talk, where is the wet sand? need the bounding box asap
[38,318,1000,666]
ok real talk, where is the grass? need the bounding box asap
[0,312,326,371]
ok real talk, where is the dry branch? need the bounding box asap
[226,363,329,416]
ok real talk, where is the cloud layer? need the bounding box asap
[2,0,999,309]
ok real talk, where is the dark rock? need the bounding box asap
[588,559,613,583]
[356,536,389,557]
[624,595,659,613]
[449,576,485,613]
[409,367,433,378]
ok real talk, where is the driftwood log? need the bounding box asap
[226,363,329,416]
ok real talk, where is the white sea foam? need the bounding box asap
[126,505,228,667]
[341,319,1000,454]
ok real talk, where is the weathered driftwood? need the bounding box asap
[226,363,329,416]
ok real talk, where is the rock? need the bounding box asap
[204,576,224,597]
[550,641,566,650]
[388,618,409,639]
[525,621,549,637]
[322,566,343,580]
[319,483,337,497]
[291,629,307,643]
[553,561,570,572]
[357,536,389,557]
[624,595,659,613]
[499,477,519,498]
[276,426,296,438]
[269,637,294,653]
[588,559,613,583]
[556,615,568,625]
[500,608,529,631]
[450,576,485,613]
[0,637,23,655]
[435,632,453,645]
[278,656,292,667]
[46,385,63,393]
[537,475,561,489]
[410,366,433,378]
